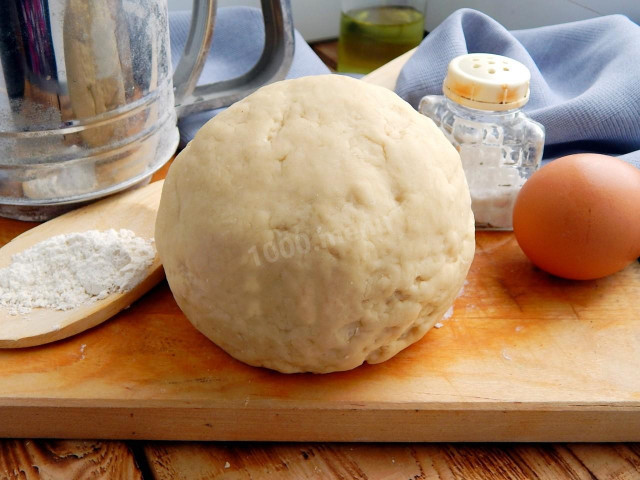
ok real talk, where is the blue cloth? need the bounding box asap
[396,9,640,167]
[169,7,330,145]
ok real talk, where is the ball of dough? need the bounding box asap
[155,75,474,373]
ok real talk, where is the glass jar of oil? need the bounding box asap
[338,0,425,74]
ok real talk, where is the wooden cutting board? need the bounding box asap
[0,54,639,442]
[0,230,638,442]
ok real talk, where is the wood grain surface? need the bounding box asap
[310,40,339,71]
[0,440,142,479]
[0,440,638,479]
[142,442,640,480]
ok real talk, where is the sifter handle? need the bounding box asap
[172,0,294,118]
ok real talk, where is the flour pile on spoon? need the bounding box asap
[0,229,155,315]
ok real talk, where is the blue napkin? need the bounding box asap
[396,9,640,167]
[169,7,330,146]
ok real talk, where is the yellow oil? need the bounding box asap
[338,6,424,74]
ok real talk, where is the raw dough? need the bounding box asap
[155,75,474,373]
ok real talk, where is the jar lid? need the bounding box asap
[442,53,531,111]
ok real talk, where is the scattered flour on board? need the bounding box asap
[0,229,155,315]
[443,305,454,320]
[433,287,464,329]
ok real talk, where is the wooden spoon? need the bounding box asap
[0,180,165,348]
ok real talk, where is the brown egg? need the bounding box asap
[513,153,640,280]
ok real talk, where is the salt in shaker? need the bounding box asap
[419,53,545,230]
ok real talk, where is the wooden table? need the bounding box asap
[1,48,639,480]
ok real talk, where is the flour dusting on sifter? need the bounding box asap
[0,229,155,315]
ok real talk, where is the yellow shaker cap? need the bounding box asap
[443,53,531,111]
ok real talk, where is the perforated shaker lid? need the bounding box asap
[443,53,531,111]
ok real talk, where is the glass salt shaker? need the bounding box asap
[419,53,545,230]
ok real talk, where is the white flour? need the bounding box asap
[0,229,155,315]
